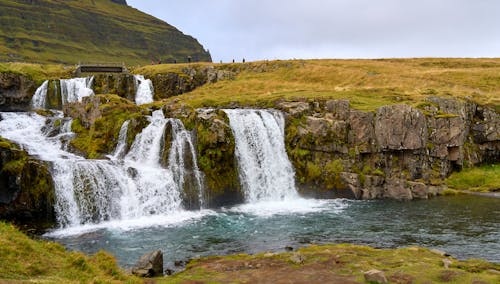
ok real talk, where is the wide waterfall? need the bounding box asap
[31,80,49,109]
[224,109,298,202]
[133,75,154,105]
[60,77,95,104]
[0,110,204,228]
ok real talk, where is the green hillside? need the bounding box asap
[0,0,211,65]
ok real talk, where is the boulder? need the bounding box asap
[325,100,350,120]
[131,250,163,277]
[364,269,388,284]
[384,178,412,201]
[407,181,428,199]
[278,101,310,117]
[375,105,427,150]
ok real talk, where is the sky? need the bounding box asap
[127,0,500,62]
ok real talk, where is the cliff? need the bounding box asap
[0,0,211,64]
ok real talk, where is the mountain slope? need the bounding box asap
[0,0,211,65]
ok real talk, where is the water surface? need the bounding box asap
[48,195,500,268]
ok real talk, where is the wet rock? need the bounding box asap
[164,268,174,276]
[285,246,294,252]
[364,269,388,284]
[131,250,163,277]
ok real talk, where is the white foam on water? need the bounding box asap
[45,209,216,238]
[227,199,349,217]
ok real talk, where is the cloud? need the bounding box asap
[127,0,500,62]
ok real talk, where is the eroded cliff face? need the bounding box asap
[279,98,499,200]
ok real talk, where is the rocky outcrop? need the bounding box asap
[0,138,55,224]
[0,72,36,111]
[150,66,235,99]
[281,97,499,200]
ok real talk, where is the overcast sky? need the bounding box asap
[127,0,500,62]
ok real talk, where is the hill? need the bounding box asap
[0,0,211,65]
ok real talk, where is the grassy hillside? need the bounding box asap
[0,0,211,65]
[0,222,139,283]
[136,58,500,111]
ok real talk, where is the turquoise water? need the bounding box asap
[47,195,500,269]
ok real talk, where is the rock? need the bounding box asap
[339,172,362,199]
[364,269,388,284]
[430,249,450,257]
[290,253,304,264]
[131,250,163,277]
[442,259,452,269]
[325,100,350,120]
[278,101,310,117]
[285,246,294,252]
[375,105,427,150]
[348,110,375,153]
[361,175,385,200]
[407,181,428,199]
[164,268,174,276]
[0,72,36,112]
[384,178,412,201]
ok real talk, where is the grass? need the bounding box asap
[166,244,500,283]
[446,164,500,192]
[0,221,139,283]
[0,62,72,84]
[0,0,210,65]
[140,58,500,111]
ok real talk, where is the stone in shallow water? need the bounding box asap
[131,250,163,277]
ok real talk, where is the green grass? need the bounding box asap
[446,164,500,192]
[140,58,500,111]
[0,0,210,65]
[0,221,139,283]
[0,62,72,84]
[166,244,500,284]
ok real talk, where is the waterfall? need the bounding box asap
[133,75,154,105]
[31,80,49,109]
[224,109,298,202]
[60,77,94,104]
[110,120,130,160]
[0,110,204,228]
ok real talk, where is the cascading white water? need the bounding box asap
[31,80,49,109]
[110,120,130,160]
[0,110,204,228]
[60,77,94,104]
[224,109,299,202]
[133,75,154,105]
[168,119,205,207]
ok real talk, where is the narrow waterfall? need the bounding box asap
[0,110,204,228]
[60,77,94,104]
[133,75,154,105]
[167,119,205,207]
[110,120,130,160]
[224,109,298,202]
[31,80,49,109]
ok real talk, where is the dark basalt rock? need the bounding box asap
[0,72,36,112]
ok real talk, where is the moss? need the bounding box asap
[324,159,344,189]
[2,157,28,175]
[305,162,322,182]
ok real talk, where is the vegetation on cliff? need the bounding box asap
[0,0,211,65]
[0,222,139,283]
